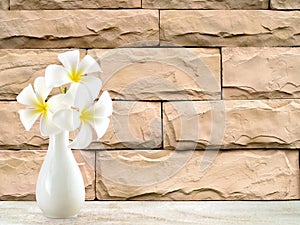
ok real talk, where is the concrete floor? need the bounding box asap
[0,201,299,225]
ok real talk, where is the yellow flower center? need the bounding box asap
[34,97,49,116]
[80,108,93,123]
[68,68,82,83]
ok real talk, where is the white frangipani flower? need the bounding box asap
[16,77,64,136]
[45,50,102,100]
[52,86,112,149]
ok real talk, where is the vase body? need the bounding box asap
[36,131,85,218]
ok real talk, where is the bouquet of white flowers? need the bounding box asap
[17,49,112,149]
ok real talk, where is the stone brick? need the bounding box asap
[0,49,85,101]
[143,0,268,9]
[88,48,220,100]
[160,10,300,47]
[0,150,95,200]
[0,101,161,150]
[10,0,141,9]
[93,101,162,149]
[164,100,300,150]
[223,48,300,99]
[0,0,9,9]
[0,10,158,48]
[96,150,299,200]
[271,0,300,9]
[75,150,95,200]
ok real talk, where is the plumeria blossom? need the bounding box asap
[16,77,66,136]
[16,50,112,149]
[45,50,102,100]
[52,85,112,149]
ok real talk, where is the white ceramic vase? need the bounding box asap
[36,131,85,218]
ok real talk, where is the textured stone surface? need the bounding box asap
[2,201,300,225]
[271,0,300,9]
[10,0,141,9]
[143,0,268,9]
[164,100,300,150]
[93,101,162,149]
[223,48,300,99]
[0,101,161,149]
[0,10,158,48]
[0,0,9,9]
[160,10,300,47]
[0,150,95,200]
[96,150,299,200]
[88,48,220,100]
[0,49,85,101]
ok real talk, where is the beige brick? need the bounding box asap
[164,100,300,150]
[94,101,162,149]
[0,0,9,9]
[271,0,300,9]
[0,49,85,101]
[88,48,220,100]
[10,0,141,9]
[96,150,299,200]
[143,0,268,9]
[0,101,161,150]
[223,48,300,99]
[160,10,300,47]
[75,150,95,200]
[0,10,158,48]
[0,150,95,200]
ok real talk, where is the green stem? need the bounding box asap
[59,86,64,94]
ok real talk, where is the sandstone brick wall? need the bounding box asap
[0,0,299,201]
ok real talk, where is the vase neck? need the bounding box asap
[49,131,69,151]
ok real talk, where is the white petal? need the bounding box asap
[40,113,60,136]
[93,91,113,117]
[16,84,39,107]
[69,123,92,149]
[78,55,102,74]
[91,117,110,139]
[45,65,70,88]
[34,77,51,100]
[47,94,73,112]
[18,109,40,131]
[58,50,80,71]
[52,108,80,131]
[81,76,102,100]
[66,82,79,98]
[71,83,94,110]
[63,87,76,105]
